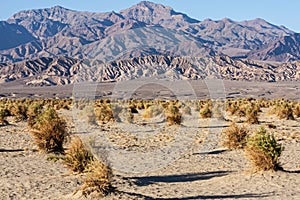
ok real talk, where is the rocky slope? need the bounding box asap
[248,33,300,62]
[2,55,300,86]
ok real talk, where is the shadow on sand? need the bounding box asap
[115,190,273,200]
[0,148,24,153]
[126,171,232,187]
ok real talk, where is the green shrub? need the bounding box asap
[246,127,284,171]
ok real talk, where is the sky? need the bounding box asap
[1,0,300,32]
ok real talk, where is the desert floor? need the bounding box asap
[1,97,300,200]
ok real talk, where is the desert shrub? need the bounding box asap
[212,101,225,119]
[222,123,248,149]
[245,106,260,124]
[95,104,114,124]
[64,136,94,173]
[270,102,294,120]
[293,103,300,118]
[11,103,28,121]
[27,102,44,128]
[82,106,97,125]
[30,108,69,153]
[129,105,139,114]
[165,104,182,125]
[200,103,212,118]
[181,105,192,115]
[125,108,134,123]
[135,102,145,110]
[0,106,10,125]
[143,104,163,118]
[76,160,113,197]
[245,127,284,171]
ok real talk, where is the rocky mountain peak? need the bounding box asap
[120,1,199,25]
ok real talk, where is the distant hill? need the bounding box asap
[1,1,300,86]
[0,1,296,63]
[2,55,300,86]
[248,33,300,62]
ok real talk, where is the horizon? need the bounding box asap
[1,0,300,33]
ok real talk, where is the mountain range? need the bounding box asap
[1,1,300,86]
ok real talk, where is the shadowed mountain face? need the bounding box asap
[248,33,300,62]
[1,1,300,86]
[0,1,297,63]
[0,21,36,51]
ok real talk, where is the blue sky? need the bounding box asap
[1,0,300,32]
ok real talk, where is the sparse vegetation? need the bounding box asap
[245,106,260,124]
[0,107,9,125]
[270,101,295,120]
[30,107,69,153]
[222,123,248,149]
[165,104,182,125]
[246,126,284,171]
[64,136,94,173]
[143,104,163,118]
[95,104,114,124]
[76,160,113,197]
[200,102,212,118]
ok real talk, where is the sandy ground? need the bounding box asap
[0,103,300,200]
[1,80,300,100]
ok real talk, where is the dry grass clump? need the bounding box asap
[27,102,44,128]
[10,102,28,121]
[222,123,248,149]
[143,104,163,118]
[30,107,69,153]
[76,160,113,197]
[64,136,94,173]
[181,105,192,115]
[95,104,114,124]
[0,106,9,125]
[245,105,260,124]
[245,127,284,171]
[293,103,300,118]
[165,104,182,125]
[270,101,295,120]
[200,102,212,118]
[276,102,295,120]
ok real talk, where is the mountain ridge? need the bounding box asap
[0,1,297,63]
[1,1,300,86]
[2,55,300,86]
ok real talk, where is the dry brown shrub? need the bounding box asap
[200,103,212,118]
[0,107,9,125]
[95,104,114,124]
[270,102,295,120]
[222,123,248,149]
[165,104,182,125]
[30,108,69,153]
[293,103,300,118]
[245,108,259,124]
[143,104,163,118]
[64,136,94,173]
[76,160,113,197]
[246,146,276,171]
[11,103,28,121]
